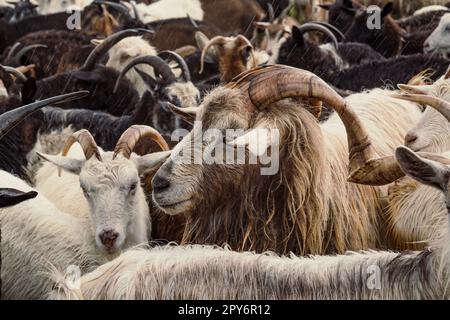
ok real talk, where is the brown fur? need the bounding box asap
[174,88,385,255]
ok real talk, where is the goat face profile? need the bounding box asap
[37,126,170,255]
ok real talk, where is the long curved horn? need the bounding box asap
[113,55,176,93]
[0,91,90,140]
[129,0,140,20]
[199,36,227,74]
[227,65,376,182]
[158,50,191,82]
[114,125,169,159]
[1,65,27,82]
[12,44,47,64]
[83,29,143,70]
[296,23,339,48]
[5,42,22,61]
[391,93,450,123]
[62,129,102,161]
[314,22,346,42]
[187,14,199,29]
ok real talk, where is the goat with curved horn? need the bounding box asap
[83,29,151,70]
[5,42,22,61]
[0,91,90,140]
[391,93,450,123]
[9,44,47,65]
[62,130,102,161]
[113,55,176,93]
[227,65,376,182]
[296,23,339,48]
[114,125,170,159]
[158,50,191,82]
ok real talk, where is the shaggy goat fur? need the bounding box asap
[151,85,421,256]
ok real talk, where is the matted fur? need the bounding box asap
[50,235,450,300]
[153,86,422,255]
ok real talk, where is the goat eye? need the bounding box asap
[129,183,137,193]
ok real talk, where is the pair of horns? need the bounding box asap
[0,91,90,140]
[113,51,191,92]
[83,28,153,70]
[60,125,169,163]
[226,64,376,181]
[5,43,47,66]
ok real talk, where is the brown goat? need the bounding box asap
[198,33,258,83]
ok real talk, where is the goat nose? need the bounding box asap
[99,230,118,250]
[405,132,418,146]
[152,174,171,193]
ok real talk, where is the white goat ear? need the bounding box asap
[36,152,85,175]
[228,128,279,157]
[395,147,449,191]
[135,151,171,174]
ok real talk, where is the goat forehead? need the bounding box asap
[80,157,138,187]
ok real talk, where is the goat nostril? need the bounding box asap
[405,133,418,145]
[99,230,119,249]
[152,174,171,192]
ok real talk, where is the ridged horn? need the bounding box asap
[113,55,176,93]
[158,50,191,82]
[83,29,142,70]
[227,65,377,182]
[391,93,450,123]
[114,125,169,159]
[12,44,47,63]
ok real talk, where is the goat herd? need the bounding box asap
[2,0,450,300]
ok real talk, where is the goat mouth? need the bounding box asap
[156,197,193,210]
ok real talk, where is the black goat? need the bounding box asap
[0,91,89,182]
[33,30,151,117]
[277,26,450,92]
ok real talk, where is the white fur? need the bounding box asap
[424,13,450,55]
[35,144,151,255]
[414,5,449,15]
[0,170,106,299]
[134,0,203,24]
[37,0,92,14]
[103,36,157,97]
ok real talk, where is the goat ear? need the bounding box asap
[135,151,171,174]
[395,147,449,191]
[228,128,279,157]
[292,26,305,45]
[72,70,102,82]
[0,188,38,208]
[36,152,85,175]
[381,2,394,18]
[397,84,431,95]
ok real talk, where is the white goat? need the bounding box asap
[0,170,106,299]
[133,0,203,24]
[50,147,450,300]
[424,13,450,56]
[399,68,450,153]
[92,36,157,97]
[35,126,170,255]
